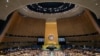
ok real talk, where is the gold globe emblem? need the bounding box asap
[48,35,54,41]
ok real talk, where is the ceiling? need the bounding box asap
[17,2,84,20]
[0,0,100,20]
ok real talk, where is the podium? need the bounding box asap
[43,21,60,50]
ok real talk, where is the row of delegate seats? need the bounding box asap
[0,46,42,55]
[63,48,100,56]
[0,42,39,49]
[5,33,44,38]
[0,42,36,46]
[3,49,100,56]
[59,32,98,37]
[5,32,98,38]
[1,46,100,56]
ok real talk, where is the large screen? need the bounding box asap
[38,38,44,42]
[58,38,65,42]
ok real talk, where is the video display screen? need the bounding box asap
[38,38,44,42]
[58,38,65,42]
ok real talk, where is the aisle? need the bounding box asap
[39,50,65,56]
[50,52,54,56]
